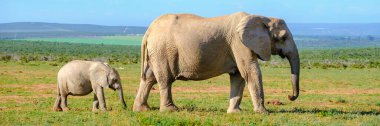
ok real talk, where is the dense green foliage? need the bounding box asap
[263,48,380,69]
[1,40,379,69]
[0,40,140,64]
[22,36,143,45]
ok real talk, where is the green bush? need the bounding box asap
[1,55,12,61]
[1,40,380,69]
[0,40,140,64]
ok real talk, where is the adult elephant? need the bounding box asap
[133,12,300,113]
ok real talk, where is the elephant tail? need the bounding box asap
[141,29,150,80]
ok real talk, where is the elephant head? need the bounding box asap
[266,17,300,101]
[108,68,127,109]
[97,66,127,109]
[236,15,300,101]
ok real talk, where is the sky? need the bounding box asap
[0,0,379,26]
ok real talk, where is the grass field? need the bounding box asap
[0,61,379,125]
[1,38,379,125]
[22,35,143,45]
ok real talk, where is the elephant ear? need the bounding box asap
[236,15,272,61]
[93,65,110,88]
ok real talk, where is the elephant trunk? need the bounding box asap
[118,86,127,109]
[286,49,300,101]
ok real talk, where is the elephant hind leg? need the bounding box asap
[149,64,178,112]
[53,96,62,111]
[60,94,69,112]
[133,67,157,112]
[227,72,245,113]
[53,86,62,111]
[158,80,178,112]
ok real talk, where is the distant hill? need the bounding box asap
[0,22,147,39]
[1,22,380,39]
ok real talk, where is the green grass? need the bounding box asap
[0,61,379,125]
[22,35,143,45]
[1,38,379,125]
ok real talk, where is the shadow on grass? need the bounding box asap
[178,104,379,116]
[149,106,225,112]
[270,107,380,116]
[179,104,226,112]
[148,104,379,116]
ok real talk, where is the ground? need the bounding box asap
[0,61,379,125]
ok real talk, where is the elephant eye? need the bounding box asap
[281,36,287,41]
[274,36,282,42]
[112,78,117,83]
[275,36,287,42]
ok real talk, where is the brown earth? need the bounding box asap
[1,83,380,104]
[3,83,380,94]
[0,84,83,103]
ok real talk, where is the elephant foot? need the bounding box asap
[53,107,62,112]
[160,105,179,112]
[99,107,108,111]
[254,107,268,114]
[133,104,150,112]
[62,107,70,112]
[227,108,242,113]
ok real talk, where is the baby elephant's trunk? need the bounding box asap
[118,87,127,109]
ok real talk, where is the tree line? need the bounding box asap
[1,40,379,69]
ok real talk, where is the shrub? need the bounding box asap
[1,55,12,61]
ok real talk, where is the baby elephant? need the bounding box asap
[53,60,127,112]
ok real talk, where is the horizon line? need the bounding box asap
[1,21,380,27]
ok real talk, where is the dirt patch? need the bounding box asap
[304,89,380,95]
[32,84,56,93]
[150,86,290,94]
[150,86,229,93]
[152,85,380,95]
[0,95,26,103]
[0,84,56,103]
[303,102,336,107]
[0,94,53,103]
[4,84,56,93]
[173,86,229,93]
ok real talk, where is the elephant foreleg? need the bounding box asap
[227,72,245,113]
[95,87,107,111]
[133,68,157,112]
[92,93,99,112]
[246,62,266,113]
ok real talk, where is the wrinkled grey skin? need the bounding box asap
[53,60,127,112]
[133,12,300,113]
